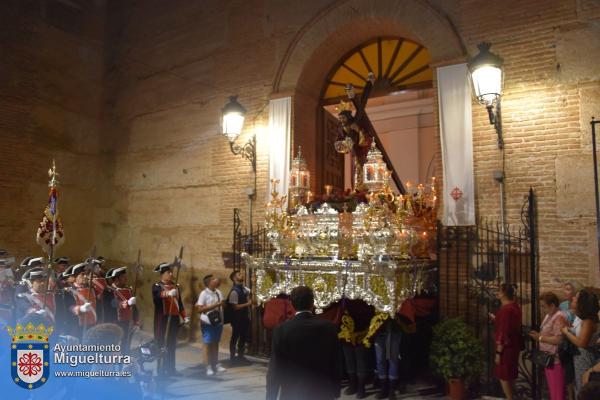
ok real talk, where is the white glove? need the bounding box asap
[35,309,47,316]
[167,289,177,297]
[127,297,136,306]
[184,316,191,325]
[80,302,92,313]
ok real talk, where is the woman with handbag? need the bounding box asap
[529,292,568,400]
[196,274,227,376]
[561,288,600,397]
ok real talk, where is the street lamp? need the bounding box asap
[469,42,508,278]
[221,96,256,174]
[221,95,257,259]
[468,42,504,149]
[222,96,246,141]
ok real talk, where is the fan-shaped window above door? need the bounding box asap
[322,37,433,103]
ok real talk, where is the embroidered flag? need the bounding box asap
[36,162,65,254]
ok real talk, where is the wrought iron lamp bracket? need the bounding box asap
[486,98,503,150]
[229,135,257,173]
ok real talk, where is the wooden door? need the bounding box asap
[318,108,345,192]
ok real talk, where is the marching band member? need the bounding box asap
[15,257,45,298]
[53,256,69,273]
[111,266,139,353]
[66,263,97,337]
[103,267,117,323]
[14,265,55,326]
[152,262,189,376]
[54,265,78,335]
[87,257,108,323]
[62,264,76,287]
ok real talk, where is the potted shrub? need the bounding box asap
[429,318,484,399]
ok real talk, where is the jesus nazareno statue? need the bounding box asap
[334,72,376,190]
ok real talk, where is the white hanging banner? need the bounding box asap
[437,63,475,226]
[267,97,292,202]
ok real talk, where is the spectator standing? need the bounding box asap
[529,292,568,400]
[196,274,226,376]
[227,270,253,365]
[561,281,583,325]
[490,283,523,400]
[561,288,600,397]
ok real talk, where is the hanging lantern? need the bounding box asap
[221,96,247,142]
[468,42,504,106]
[289,147,311,209]
[468,42,505,148]
[363,141,388,193]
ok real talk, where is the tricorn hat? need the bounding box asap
[112,266,127,278]
[154,262,171,274]
[22,267,48,282]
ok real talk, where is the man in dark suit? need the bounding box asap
[266,286,341,400]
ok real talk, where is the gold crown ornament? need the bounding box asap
[335,100,354,113]
[6,323,54,343]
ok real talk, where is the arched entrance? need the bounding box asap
[319,36,435,194]
[271,0,465,194]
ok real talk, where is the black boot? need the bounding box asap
[356,376,366,399]
[344,374,357,396]
[388,379,398,400]
[376,378,389,399]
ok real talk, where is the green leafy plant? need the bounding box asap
[429,318,484,382]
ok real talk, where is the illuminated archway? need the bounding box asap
[323,37,433,103]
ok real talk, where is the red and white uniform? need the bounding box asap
[154,282,186,319]
[113,286,140,324]
[16,289,56,325]
[69,284,97,327]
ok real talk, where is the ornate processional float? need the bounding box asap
[244,76,439,315]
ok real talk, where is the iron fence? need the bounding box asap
[437,188,538,398]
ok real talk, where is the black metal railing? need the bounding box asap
[437,188,538,398]
[228,208,273,357]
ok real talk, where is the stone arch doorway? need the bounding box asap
[272,0,466,193]
[320,36,436,193]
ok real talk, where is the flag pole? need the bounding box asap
[128,249,142,348]
[42,160,59,310]
[82,245,97,340]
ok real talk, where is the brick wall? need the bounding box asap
[98,0,279,331]
[0,0,108,263]
[459,0,600,290]
[102,0,599,331]
[2,0,599,333]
